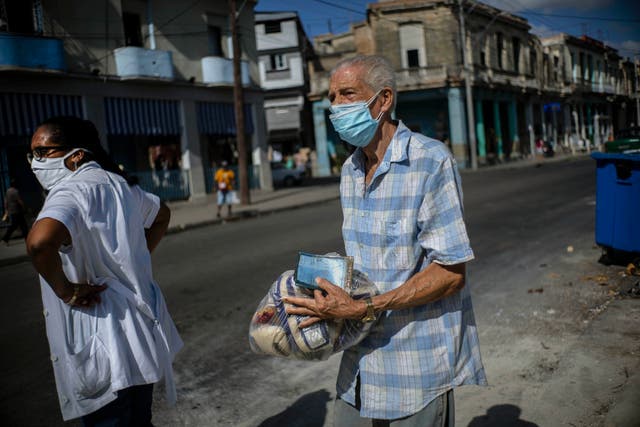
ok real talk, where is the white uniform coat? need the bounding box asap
[36,162,183,421]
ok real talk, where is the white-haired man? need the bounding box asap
[284,55,487,426]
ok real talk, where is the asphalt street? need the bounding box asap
[1,157,638,426]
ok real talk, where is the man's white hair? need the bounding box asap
[331,55,397,111]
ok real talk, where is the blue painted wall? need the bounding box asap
[0,34,65,71]
[395,99,449,142]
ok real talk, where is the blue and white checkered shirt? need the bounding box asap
[337,121,487,419]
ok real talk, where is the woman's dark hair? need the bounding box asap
[37,116,136,185]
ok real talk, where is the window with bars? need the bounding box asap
[264,21,281,34]
[269,54,287,71]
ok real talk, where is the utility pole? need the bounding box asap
[457,0,478,170]
[229,0,250,204]
[635,57,640,127]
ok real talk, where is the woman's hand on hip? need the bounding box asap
[61,281,108,308]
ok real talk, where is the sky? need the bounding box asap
[255,0,640,59]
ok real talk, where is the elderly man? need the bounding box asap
[284,55,486,426]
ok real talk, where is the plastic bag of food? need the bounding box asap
[249,269,378,361]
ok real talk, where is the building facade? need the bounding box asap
[308,0,638,174]
[255,11,315,170]
[541,34,636,151]
[0,0,271,213]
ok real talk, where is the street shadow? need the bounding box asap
[597,249,639,267]
[467,404,539,427]
[257,389,332,427]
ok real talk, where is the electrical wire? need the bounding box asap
[526,11,640,24]
[307,0,366,16]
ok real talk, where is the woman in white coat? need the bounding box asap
[26,116,183,426]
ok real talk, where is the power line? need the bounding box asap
[308,0,366,16]
[525,11,640,23]
[486,0,563,35]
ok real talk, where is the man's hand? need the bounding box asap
[283,277,367,328]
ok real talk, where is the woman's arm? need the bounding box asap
[145,202,171,253]
[27,218,106,306]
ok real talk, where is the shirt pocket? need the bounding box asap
[363,217,416,270]
[65,334,111,400]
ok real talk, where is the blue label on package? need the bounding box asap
[294,252,353,290]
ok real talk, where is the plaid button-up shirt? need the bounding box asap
[337,121,487,419]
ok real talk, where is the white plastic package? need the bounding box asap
[249,269,378,361]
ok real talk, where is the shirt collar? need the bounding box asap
[349,120,411,174]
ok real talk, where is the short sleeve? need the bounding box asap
[37,188,83,238]
[417,156,474,265]
[130,185,160,229]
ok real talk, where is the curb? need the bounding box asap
[166,196,340,235]
[460,153,590,174]
[0,196,341,268]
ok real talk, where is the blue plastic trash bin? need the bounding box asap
[591,152,640,254]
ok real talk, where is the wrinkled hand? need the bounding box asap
[283,277,364,328]
[61,282,108,308]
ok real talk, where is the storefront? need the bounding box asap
[104,97,189,200]
[196,101,258,192]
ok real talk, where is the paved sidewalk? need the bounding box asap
[165,179,340,233]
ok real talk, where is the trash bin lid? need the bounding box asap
[591,152,640,162]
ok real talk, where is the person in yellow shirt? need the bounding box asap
[214,161,235,218]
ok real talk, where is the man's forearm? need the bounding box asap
[371,263,466,313]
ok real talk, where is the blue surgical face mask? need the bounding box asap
[329,90,383,147]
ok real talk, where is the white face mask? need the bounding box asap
[30,148,84,190]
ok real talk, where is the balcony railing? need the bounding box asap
[201,56,250,86]
[310,66,452,96]
[0,33,65,71]
[593,82,620,95]
[396,65,450,88]
[113,47,174,80]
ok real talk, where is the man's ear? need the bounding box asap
[381,88,394,114]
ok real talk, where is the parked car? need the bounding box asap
[271,162,306,187]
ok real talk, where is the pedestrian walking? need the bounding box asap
[2,178,29,245]
[284,55,487,426]
[214,160,235,218]
[26,116,183,425]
